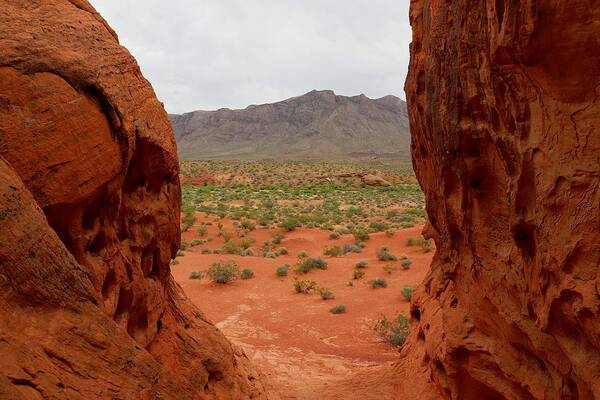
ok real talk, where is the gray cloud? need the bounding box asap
[90,0,411,114]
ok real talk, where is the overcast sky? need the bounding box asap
[91,1,411,114]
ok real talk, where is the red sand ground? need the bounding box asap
[173,213,433,399]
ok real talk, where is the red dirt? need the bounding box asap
[174,214,434,399]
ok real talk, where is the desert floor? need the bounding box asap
[173,213,433,399]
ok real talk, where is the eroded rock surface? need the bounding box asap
[405,1,599,399]
[0,1,269,398]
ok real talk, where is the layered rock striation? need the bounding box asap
[0,1,268,398]
[405,1,599,399]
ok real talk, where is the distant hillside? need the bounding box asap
[169,90,410,163]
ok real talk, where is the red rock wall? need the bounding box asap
[0,1,269,398]
[405,1,600,399]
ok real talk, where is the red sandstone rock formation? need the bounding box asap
[405,1,599,399]
[0,1,269,398]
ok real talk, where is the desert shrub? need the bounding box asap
[182,211,196,231]
[401,286,415,301]
[218,230,232,241]
[376,246,397,261]
[271,232,285,245]
[329,305,346,314]
[189,271,204,280]
[196,225,208,237]
[369,221,389,232]
[241,220,256,231]
[385,229,395,237]
[407,236,425,246]
[241,268,254,280]
[297,257,328,274]
[297,250,308,259]
[355,260,368,268]
[318,288,334,300]
[276,264,290,277]
[276,247,288,255]
[353,228,370,242]
[201,248,211,254]
[293,279,317,294]
[223,240,238,254]
[238,237,255,250]
[176,250,185,257]
[368,277,388,289]
[342,243,362,254]
[329,231,340,240]
[373,314,409,347]
[190,239,204,247]
[206,261,240,284]
[353,269,365,280]
[323,245,342,257]
[170,259,179,266]
[280,217,301,231]
[401,259,412,270]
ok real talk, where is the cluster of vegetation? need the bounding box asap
[296,257,328,274]
[292,279,335,301]
[373,313,410,347]
[189,261,254,284]
[180,161,426,233]
[407,236,434,253]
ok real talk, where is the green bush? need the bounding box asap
[189,270,203,279]
[342,243,362,254]
[271,232,285,244]
[323,245,342,257]
[353,269,365,280]
[241,220,256,231]
[241,268,254,280]
[294,279,317,294]
[182,211,196,231]
[276,247,288,255]
[296,257,328,273]
[385,229,395,237]
[297,250,308,259]
[319,288,334,300]
[368,277,388,289]
[353,228,370,242]
[376,246,397,261]
[407,236,425,246]
[206,261,240,284]
[276,264,290,277]
[329,232,340,240]
[401,259,412,270]
[329,305,346,314]
[369,221,389,232]
[280,217,301,231]
[373,314,409,347]
[176,250,185,257]
[355,260,368,268]
[401,286,415,301]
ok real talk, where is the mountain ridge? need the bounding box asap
[170,90,410,162]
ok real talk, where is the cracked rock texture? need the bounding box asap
[0,1,269,399]
[405,0,599,399]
